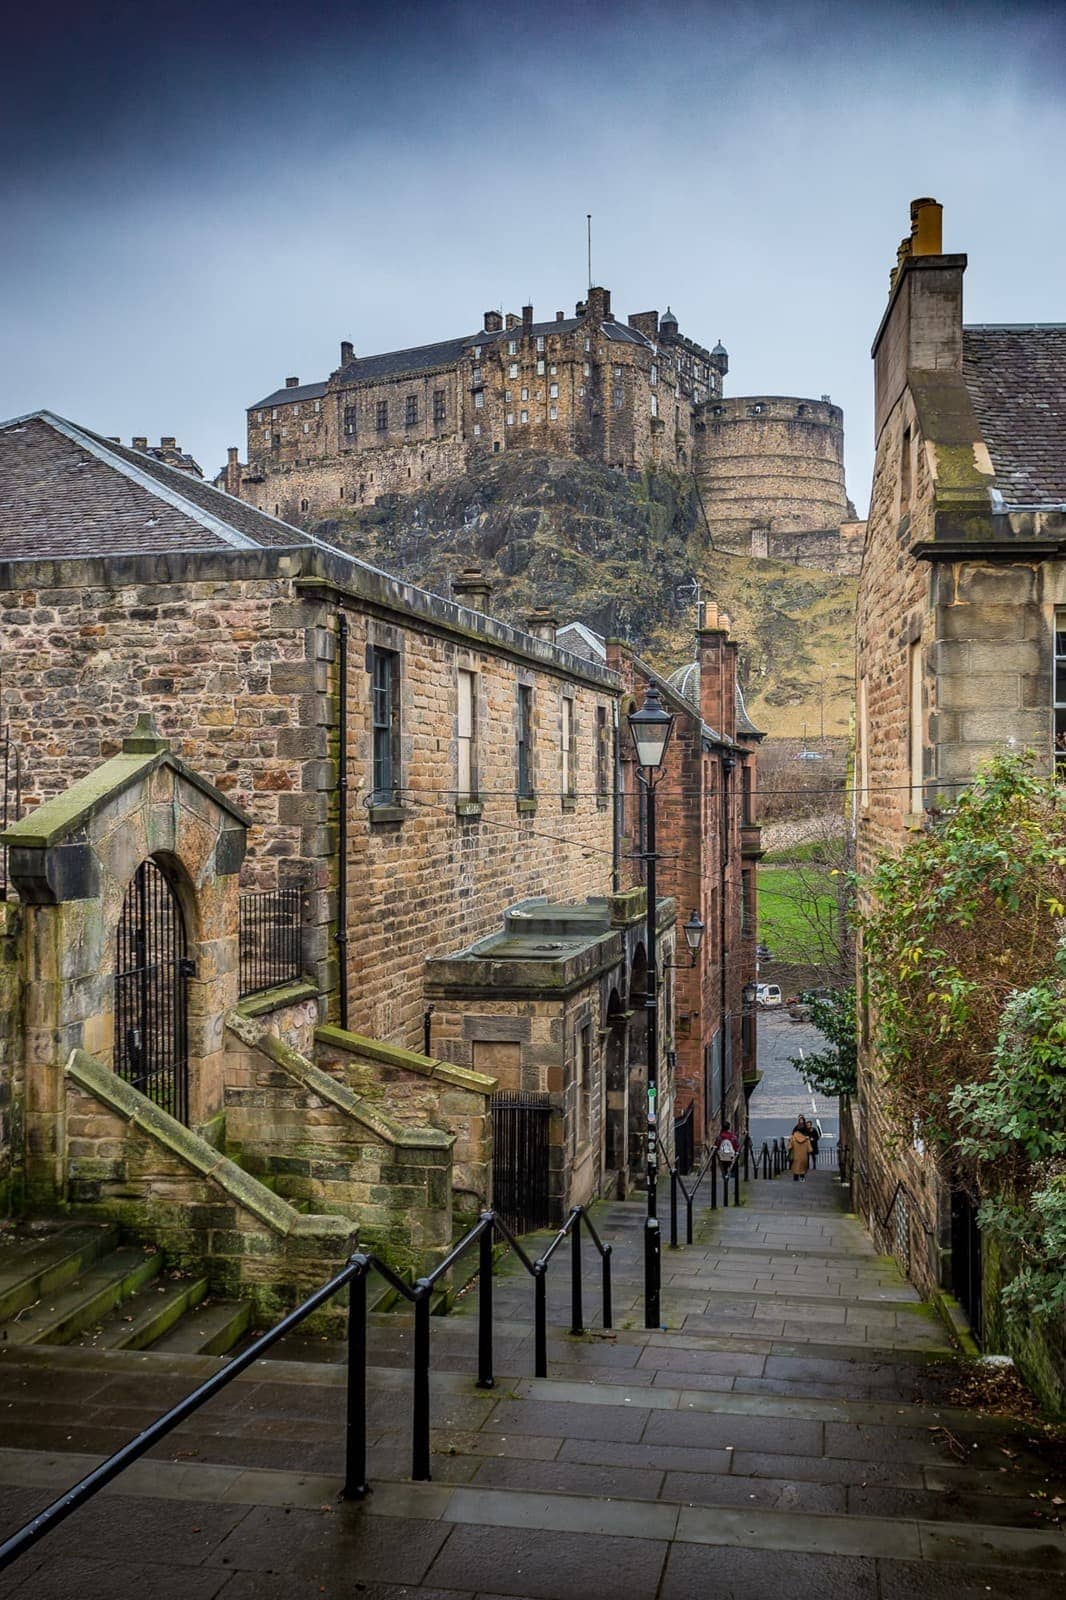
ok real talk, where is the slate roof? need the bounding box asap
[0,412,314,560]
[250,380,328,411]
[962,324,1066,508]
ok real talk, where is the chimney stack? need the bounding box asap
[340,340,354,364]
[505,312,519,331]
[586,286,612,322]
[228,446,239,465]
[874,198,965,439]
[526,609,558,644]
[160,436,176,451]
[556,310,564,322]
[132,436,148,451]
[696,604,736,741]
[522,304,533,336]
[285,376,299,388]
[452,566,493,609]
[484,310,503,333]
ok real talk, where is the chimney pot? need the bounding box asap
[340,340,354,364]
[556,310,564,321]
[228,446,239,465]
[526,609,558,644]
[285,376,299,388]
[910,196,943,256]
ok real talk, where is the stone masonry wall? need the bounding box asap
[697,398,848,547]
[0,903,21,1216]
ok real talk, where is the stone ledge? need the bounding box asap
[236,980,320,1019]
[316,1024,496,1097]
[64,1048,350,1244]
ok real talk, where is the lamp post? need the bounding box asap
[627,682,674,1329]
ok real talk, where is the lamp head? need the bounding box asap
[628,682,674,771]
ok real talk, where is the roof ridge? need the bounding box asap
[963,322,1066,332]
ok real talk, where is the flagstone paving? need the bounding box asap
[0,1166,1062,1597]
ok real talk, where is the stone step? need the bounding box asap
[71,1274,210,1352]
[3,1246,165,1345]
[0,1221,121,1322]
[150,1296,254,1357]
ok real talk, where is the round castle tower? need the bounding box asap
[696,394,848,552]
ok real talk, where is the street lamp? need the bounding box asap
[662,910,705,970]
[627,682,674,1329]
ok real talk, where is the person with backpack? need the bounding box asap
[714,1123,738,1167]
[808,1120,821,1169]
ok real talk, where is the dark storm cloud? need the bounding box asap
[2,0,1064,507]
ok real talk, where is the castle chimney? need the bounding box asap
[505,312,520,331]
[586,286,612,322]
[285,376,299,388]
[873,197,964,440]
[522,304,533,337]
[526,609,558,644]
[556,310,564,322]
[132,436,148,451]
[160,436,176,451]
[484,310,503,333]
[452,566,493,609]
[227,446,238,465]
[340,340,354,364]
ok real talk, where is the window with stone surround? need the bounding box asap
[474,390,484,411]
[549,383,559,399]
[433,389,446,424]
[518,685,534,799]
[549,406,558,421]
[370,647,399,803]
[343,403,357,436]
[578,1022,592,1147]
[457,669,477,801]
[405,394,418,428]
[596,705,609,803]
[376,400,388,432]
[1049,604,1056,774]
[561,695,576,800]
[508,339,518,356]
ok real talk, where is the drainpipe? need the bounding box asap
[336,612,349,1031]
[719,749,735,1125]
[423,1004,434,1057]
[611,702,621,893]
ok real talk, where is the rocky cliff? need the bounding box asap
[311,451,856,738]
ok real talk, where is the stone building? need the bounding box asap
[0,409,750,1252]
[222,286,857,572]
[852,199,1066,1353]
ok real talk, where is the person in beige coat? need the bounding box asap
[788,1123,812,1182]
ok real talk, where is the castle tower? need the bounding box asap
[695,395,848,550]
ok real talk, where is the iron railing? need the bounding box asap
[673,1103,694,1175]
[0,726,22,900]
[0,1203,612,1577]
[238,884,304,997]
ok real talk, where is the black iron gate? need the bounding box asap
[950,1185,983,1343]
[114,859,191,1125]
[491,1091,551,1235]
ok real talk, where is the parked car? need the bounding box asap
[756,983,783,1008]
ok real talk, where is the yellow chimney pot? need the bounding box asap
[910,197,943,256]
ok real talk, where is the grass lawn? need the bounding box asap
[757,865,839,965]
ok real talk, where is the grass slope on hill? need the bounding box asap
[312,451,856,738]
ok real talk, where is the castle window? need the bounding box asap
[750,403,765,415]
[549,383,559,399]
[405,394,418,427]
[797,404,807,417]
[315,400,321,413]
[536,335,545,352]
[509,362,519,378]
[505,389,512,403]
[303,422,310,434]
[549,364,557,376]
[613,365,622,378]
[472,366,482,384]
[300,498,308,512]
[343,403,357,436]
[549,405,558,421]
[521,387,528,401]
[473,422,481,437]
[376,400,388,432]
[433,389,446,423]
[506,413,514,426]
[583,362,590,377]
[520,410,528,423]
[584,338,591,352]
[493,441,500,452]
[473,345,481,359]
[507,339,518,356]
[578,386,585,398]
[613,384,624,409]
[474,391,484,410]
[536,359,545,376]
[272,434,280,449]
[650,364,658,386]
[650,394,658,418]
[271,408,277,419]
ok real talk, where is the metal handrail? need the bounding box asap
[0,1204,613,1576]
[879,1178,936,1238]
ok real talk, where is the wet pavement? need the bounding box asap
[0,1165,1062,1598]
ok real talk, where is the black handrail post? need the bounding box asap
[412,1282,432,1482]
[686,1189,693,1245]
[669,1168,679,1249]
[534,1263,548,1378]
[722,1152,730,1207]
[743,1137,750,1182]
[570,1209,584,1335]
[710,1151,718,1209]
[477,1219,494,1390]
[644,1216,661,1327]
[733,1154,740,1206]
[344,1263,370,1500]
[601,1243,613,1330]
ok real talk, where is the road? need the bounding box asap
[747,1007,839,1146]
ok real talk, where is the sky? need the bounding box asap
[2,0,1064,514]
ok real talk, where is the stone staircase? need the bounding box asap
[0,1220,252,1358]
[0,1171,1062,1596]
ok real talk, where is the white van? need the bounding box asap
[756,983,783,1008]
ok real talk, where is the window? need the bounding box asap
[549,364,557,376]
[517,684,534,798]
[584,338,591,352]
[433,389,446,423]
[272,434,280,449]
[536,335,545,352]
[370,648,398,802]
[578,1023,592,1145]
[741,762,753,824]
[908,641,923,813]
[1054,611,1066,776]
[509,362,518,378]
[457,669,476,800]
[549,382,559,399]
[549,405,558,421]
[583,361,590,378]
[472,365,482,384]
[613,365,622,378]
[521,387,528,401]
[473,422,482,437]
[507,339,518,356]
[505,389,512,403]
[612,384,624,409]
[473,344,482,360]
[376,400,388,432]
[474,390,484,411]
[506,412,514,426]
[561,696,576,798]
[650,364,658,386]
[405,394,418,427]
[271,408,278,420]
[650,393,659,419]
[536,359,545,376]
[314,400,321,413]
[596,706,609,801]
[302,422,309,434]
[520,410,528,423]
[343,403,357,436]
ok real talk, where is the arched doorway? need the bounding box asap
[114,858,191,1125]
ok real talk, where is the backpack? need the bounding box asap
[717,1136,736,1163]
